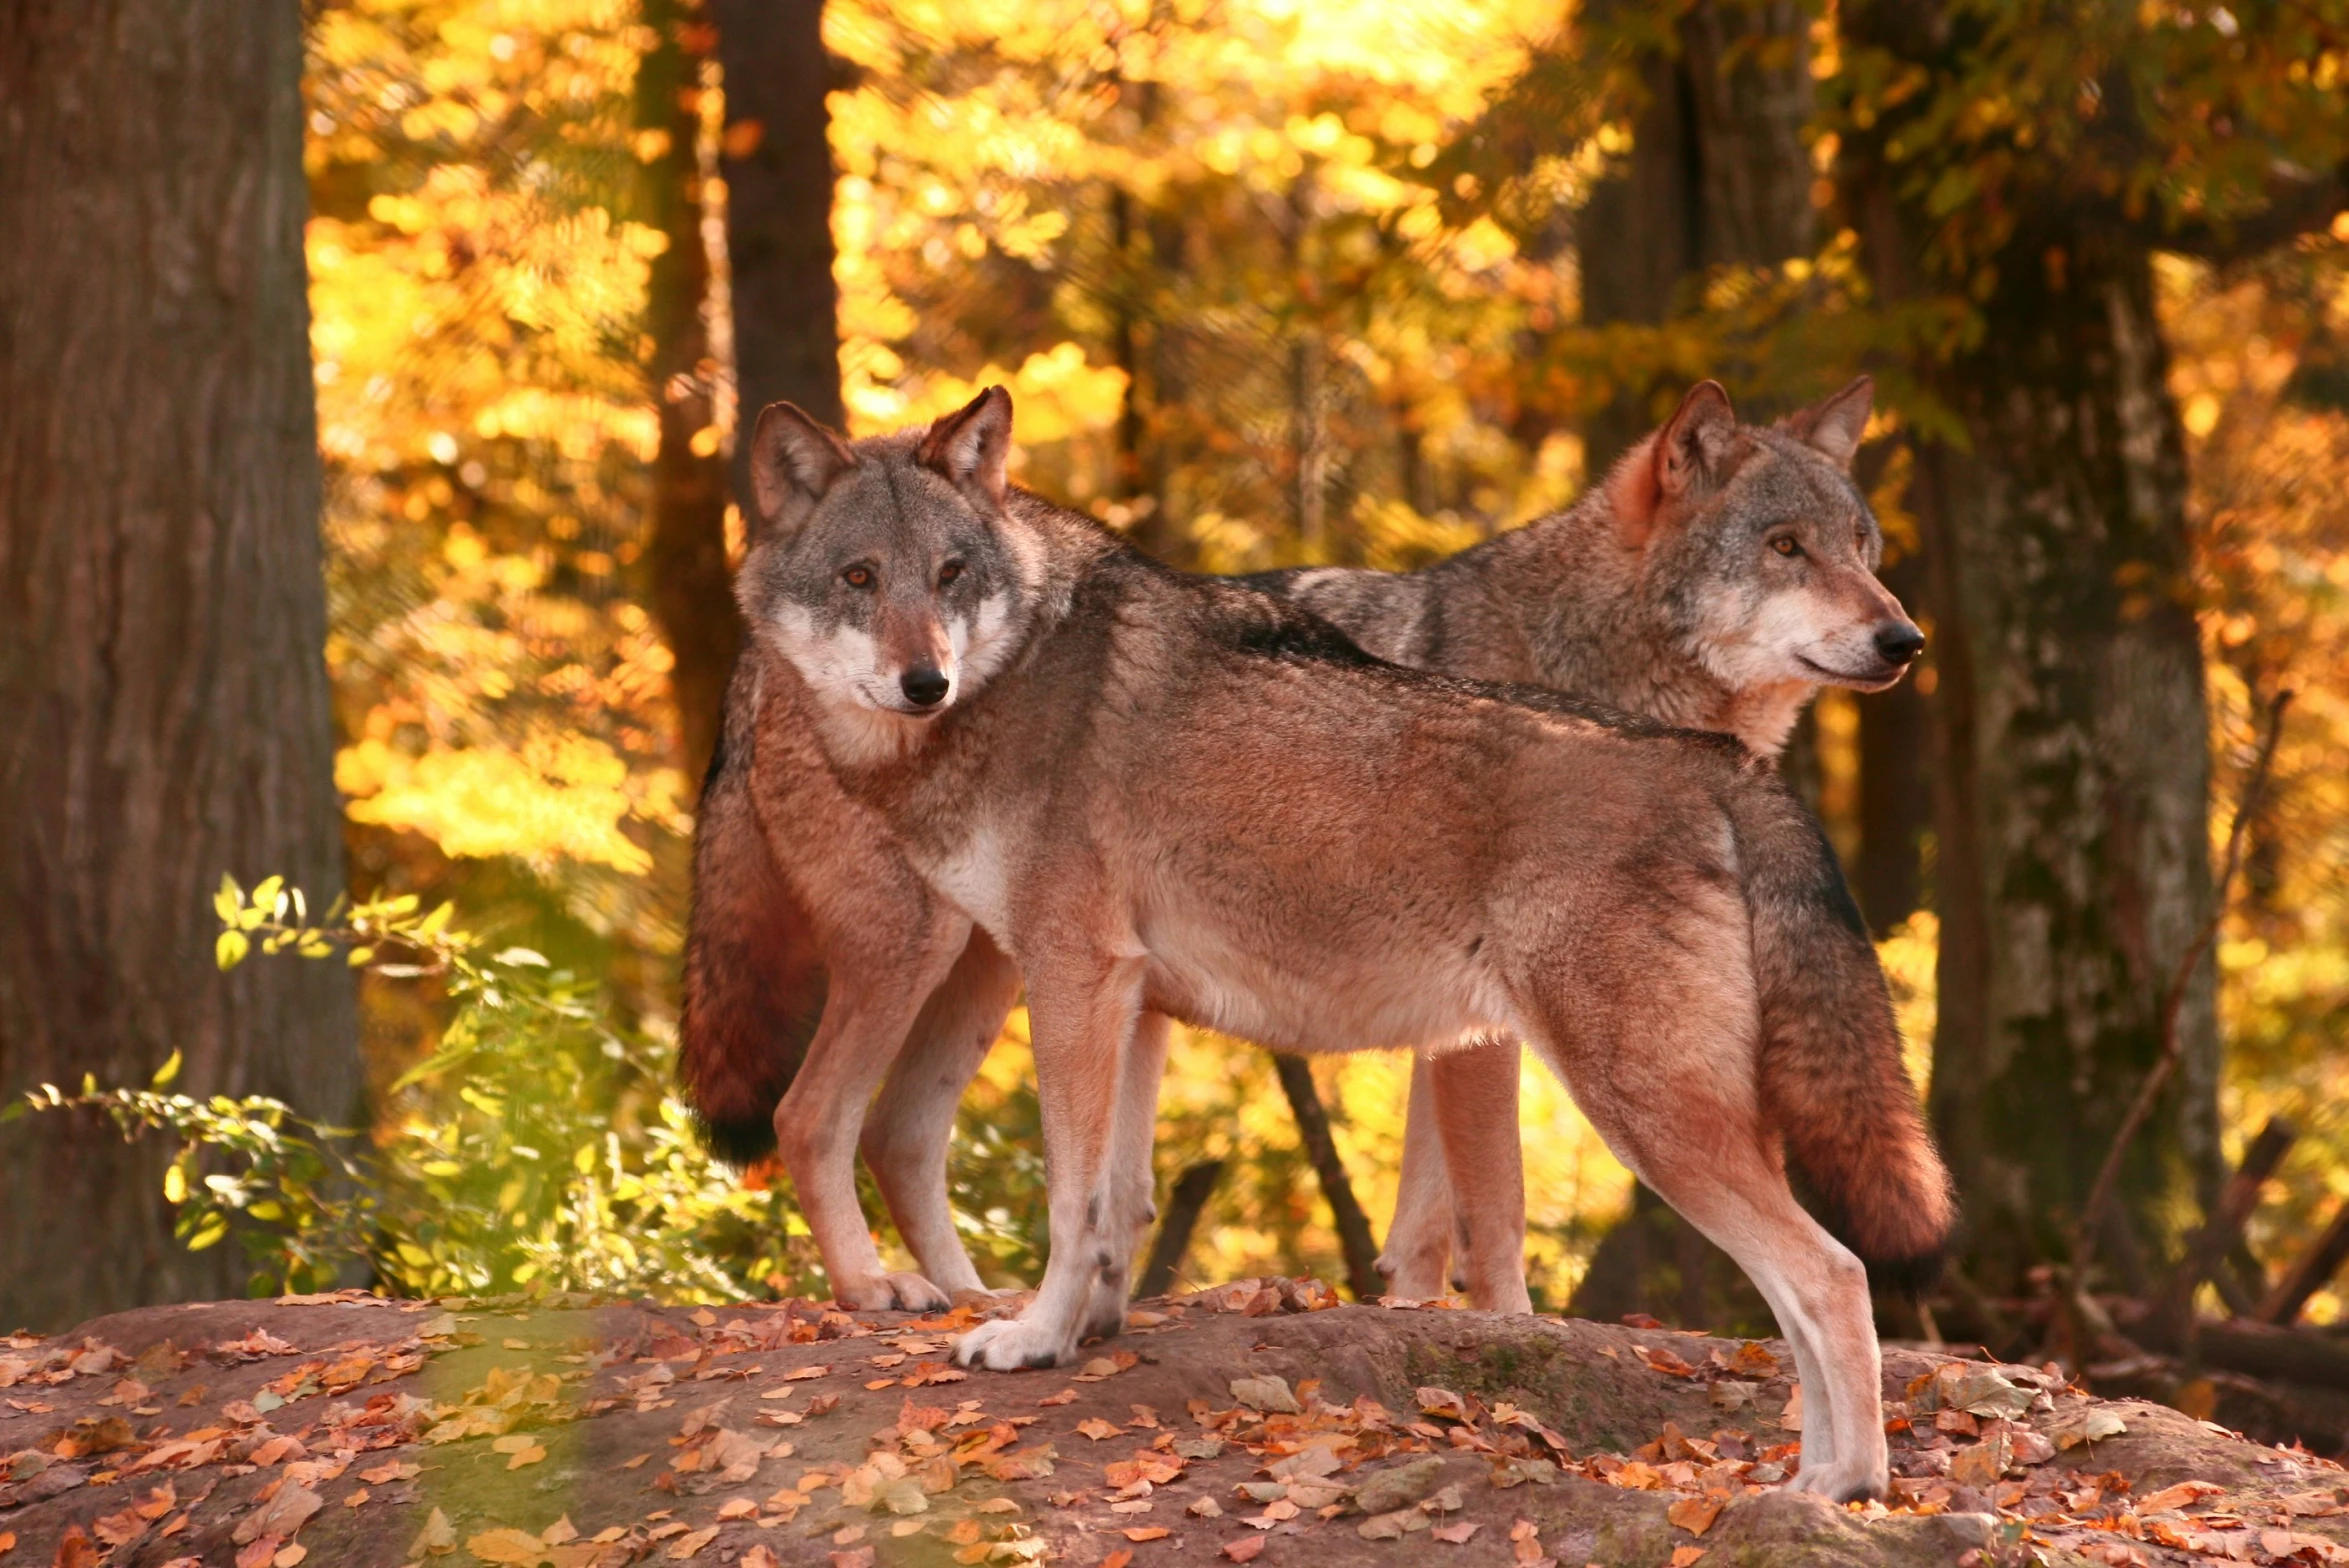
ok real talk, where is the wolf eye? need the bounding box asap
[842,565,874,589]
[938,561,964,586]
[1769,535,1802,558]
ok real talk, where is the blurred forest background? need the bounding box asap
[4,0,2348,1416]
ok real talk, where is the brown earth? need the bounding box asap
[2,1281,2344,1568]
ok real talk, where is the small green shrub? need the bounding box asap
[8,877,818,1303]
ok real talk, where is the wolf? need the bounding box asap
[1246,376,1924,1301]
[678,378,1924,1319]
[724,385,1953,1501]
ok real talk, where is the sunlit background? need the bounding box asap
[298,0,2349,1317]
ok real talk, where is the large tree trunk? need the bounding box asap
[711,0,843,527]
[1565,0,1815,1330]
[1844,11,2220,1296]
[638,0,740,788]
[0,0,359,1328]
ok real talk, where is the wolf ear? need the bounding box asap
[1782,375,1873,470]
[1608,380,1739,546]
[919,385,1014,508]
[1654,380,1738,501]
[748,402,858,537]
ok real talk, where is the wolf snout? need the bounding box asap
[900,665,951,708]
[1873,623,1925,667]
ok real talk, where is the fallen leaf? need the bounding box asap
[1122,1527,1170,1542]
[359,1460,419,1485]
[466,1528,549,1565]
[1189,1498,1223,1518]
[1667,1496,1723,1536]
[1038,1390,1078,1407]
[717,1499,759,1521]
[1077,1419,1121,1441]
[1431,1520,1481,1544]
[741,1550,781,1568]
[1227,1376,1301,1415]
[784,1366,828,1381]
[2050,1408,2128,1449]
[2137,1480,2226,1514]
[412,1507,458,1558]
[233,1481,323,1545]
[1670,1550,1708,1568]
[665,1525,720,1561]
[343,1489,369,1509]
[1220,1540,1264,1563]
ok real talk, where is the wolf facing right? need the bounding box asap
[1251,375,1926,1302]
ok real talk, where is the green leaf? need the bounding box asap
[213,874,243,924]
[416,901,454,939]
[250,875,286,916]
[186,1216,228,1252]
[216,930,250,970]
[151,1050,183,1089]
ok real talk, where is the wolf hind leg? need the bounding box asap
[861,929,1024,1302]
[1515,884,1885,1501]
[1377,1053,1455,1299]
[775,916,971,1315]
[1424,1039,1530,1313]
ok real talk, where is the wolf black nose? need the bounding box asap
[900,666,950,707]
[1874,624,1926,666]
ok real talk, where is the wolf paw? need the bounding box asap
[953,1315,1076,1371]
[1783,1459,1884,1504]
[834,1271,953,1314]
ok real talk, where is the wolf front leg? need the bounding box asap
[956,954,1149,1371]
[860,929,1024,1302]
[773,914,973,1314]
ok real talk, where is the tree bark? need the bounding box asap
[1844,6,2220,1294]
[1853,549,1932,933]
[1564,0,1817,1327]
[711,0,843,528]
[637,0,741,788]
[0,0,359,1328]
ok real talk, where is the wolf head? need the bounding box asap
[736,387,1037,759]
[1606,378,1924,695]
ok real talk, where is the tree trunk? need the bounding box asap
[711,0,843,528]
[0,0,359,1328]
[1564,0,1816,1327]
[638,0,740,788]
[1844,9,2220,1294]
[1853,550,1931,934]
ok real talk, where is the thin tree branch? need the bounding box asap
[1270,1054,1384,1301]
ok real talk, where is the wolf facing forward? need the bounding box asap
[716,387,1952,1501]
[679,378,1929,1318]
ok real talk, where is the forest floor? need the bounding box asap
[3,1282,2345,1568]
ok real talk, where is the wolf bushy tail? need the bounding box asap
[677,700,828,1166]
[1724,767,1955,1291]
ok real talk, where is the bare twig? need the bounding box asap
[2074,689,2293,1276]
[2260,1198,2349,1326]
[1270,1054,1385,1301]
[1135,1159,1224,1300]
[2164,1116,2296,1336]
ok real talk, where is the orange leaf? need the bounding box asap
[1122,1527,1170,1542]
[1220,1539,1264,1563]
[1667,1496,1723,1536]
